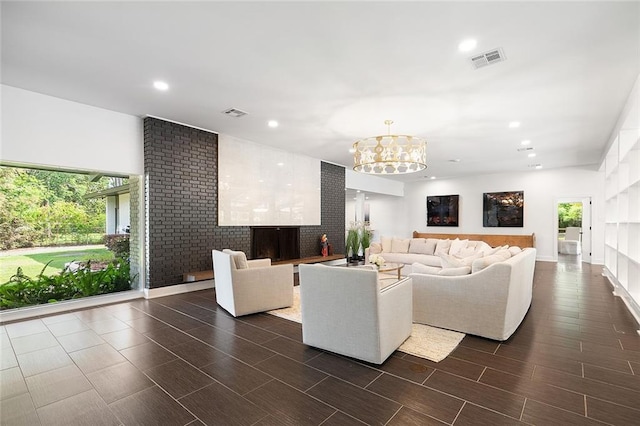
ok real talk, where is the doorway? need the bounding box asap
[555,197,592,263]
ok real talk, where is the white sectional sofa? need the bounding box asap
[364,232,537,340]
[410,247,536,340]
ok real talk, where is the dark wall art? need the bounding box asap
[427,195,459,227]
[483,191,524,227]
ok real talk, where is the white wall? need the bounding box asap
[1,85,143,175]
[346,193,405,241]
[402,167,605,263]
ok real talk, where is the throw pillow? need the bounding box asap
[223,249,249,269]
[508,246,522,255]
[439,266,471,276]
[411,262,441,275]
[409,241,435,255]
[495,249,512,260]
[381,236,393,253]
[434,239,452,256]
[457,246,478,258]
[369,242,382,254]
[475,241,493,255]
[453,252,483,266]
[449,238,469,256]
[391,238,411,253]
[439,253,464,268]
[408,238,426,253]
[424,239,438,255]
[471,254,507,273]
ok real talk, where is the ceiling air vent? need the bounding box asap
[470,48,506,69]
[222,108,248,118]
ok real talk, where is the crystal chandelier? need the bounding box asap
[353,120,427,174]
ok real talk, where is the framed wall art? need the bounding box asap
[427,195,459,227]
[483,191,524,227]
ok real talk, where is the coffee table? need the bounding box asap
[377,263,402,280]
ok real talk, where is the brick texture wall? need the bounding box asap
[144,117,345,288]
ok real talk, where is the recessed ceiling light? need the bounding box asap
[521,140,531,145]
[153,81,169,91]
[535,165,543,169]
[348,148,356,154]
[509,121,520,128]
[528,153,537,158]
[458,39,477,52]
[268,120,278,128]
[277,162,284,166]
[430,176,436,180]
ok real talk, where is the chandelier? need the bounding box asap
[352,120,427,174]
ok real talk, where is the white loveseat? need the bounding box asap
[409,247,537,340]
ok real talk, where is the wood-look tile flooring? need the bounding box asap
[2,256,639,425]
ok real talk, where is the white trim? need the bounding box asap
[0,290,143,323]
[145,115,218,135]
[143,280,214,299]
[604,267,640,333]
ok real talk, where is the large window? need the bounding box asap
[0,166,135,310]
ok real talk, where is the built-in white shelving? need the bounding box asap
[603,79,640,331]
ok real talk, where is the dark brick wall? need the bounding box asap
[144,117,218,288]
[144,117,345,288]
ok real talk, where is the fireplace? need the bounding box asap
[251,227,300,261]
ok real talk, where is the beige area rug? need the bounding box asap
[267,287,465,362]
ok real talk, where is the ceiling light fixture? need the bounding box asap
[153,81,169,91]
[528,153,537,158]
[268,120,278,128]
[521,140,531,145]
[458,39,477,52]
[509,121,521,128]
[353,120,427,174]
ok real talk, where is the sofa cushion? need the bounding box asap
[222,249,249,269]
[391,238,411,253]
[449,238,469,256]
[439,266,472,276]
[382,252,441,267]
[434,239,452,256]
[411,262,441,275]
[409,239,436,255]
[381,236,393,253]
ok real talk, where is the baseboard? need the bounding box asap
[603,267,640,333]
[144,279,214,299]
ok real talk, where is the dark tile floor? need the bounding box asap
[1,256,639,425]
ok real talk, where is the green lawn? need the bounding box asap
[1,248,114,283]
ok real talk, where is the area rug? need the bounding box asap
[267,287,465,362]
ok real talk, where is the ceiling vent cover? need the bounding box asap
[470,48,506,69]
[222,108,248,118]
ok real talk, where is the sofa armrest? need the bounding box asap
[378,277,413,358]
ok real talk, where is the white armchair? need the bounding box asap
[212,249,293,317]
[298,264,412,364]
[559,227,581,254]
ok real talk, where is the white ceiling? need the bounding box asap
[2,1,639,182]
